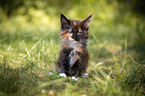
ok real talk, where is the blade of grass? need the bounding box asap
[23,40,30,58]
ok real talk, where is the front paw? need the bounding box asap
[59,73,67,78]
[82,73,89,77]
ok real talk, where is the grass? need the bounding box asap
[0,0,145,96]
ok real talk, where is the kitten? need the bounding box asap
[57,14,92,77]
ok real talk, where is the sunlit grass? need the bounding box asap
[0,0,145,96]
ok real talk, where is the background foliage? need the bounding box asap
[0,0,145,96]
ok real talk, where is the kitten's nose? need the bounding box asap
[72,31,78,41]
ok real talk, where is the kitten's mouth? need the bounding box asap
[69,37,80,43]
[69,37,74,41]
[71,36,80,41]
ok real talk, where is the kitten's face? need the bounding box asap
[60,14,92,41]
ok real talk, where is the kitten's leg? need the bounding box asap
[60,66,65,73]
[58,48,73,76]
[59,66,68,77]
[69,51,80,68]
[69,61,82,76]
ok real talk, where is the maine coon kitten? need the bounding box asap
[57,14,92,76]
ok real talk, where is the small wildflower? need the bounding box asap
[48,72,54,76]
[48,90,54,96]
[82,95,87,96]
[41,89,46,93]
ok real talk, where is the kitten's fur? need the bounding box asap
[57,14,92,76]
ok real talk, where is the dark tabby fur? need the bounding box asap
[57,14,92,76]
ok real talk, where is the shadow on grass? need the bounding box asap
[0,58,66,96]
[127,23,145,94]
[0,60,38,95]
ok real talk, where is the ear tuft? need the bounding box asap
[81,14,93,28]
[60,13,70,26]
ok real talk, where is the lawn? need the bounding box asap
[0,0,145,96]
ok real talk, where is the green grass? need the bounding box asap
[0,0,145,96]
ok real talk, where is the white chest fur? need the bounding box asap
[67,37,82,68]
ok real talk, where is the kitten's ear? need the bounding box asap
[60,14,70,26]
[81,14,93,28]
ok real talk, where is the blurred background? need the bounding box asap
[0,0,144,63]
[0,0,145,45]
[0,0,145,95]
[0,0,145,50]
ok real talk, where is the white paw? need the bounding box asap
[71,76,78,81]
[59,73,67,78]
[82,73,89,77]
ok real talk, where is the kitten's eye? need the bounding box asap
[65,27,70,29]
[78,31,82,33]
[64,25,70,29]
[68,31,73,33]
[68,28,72,33]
